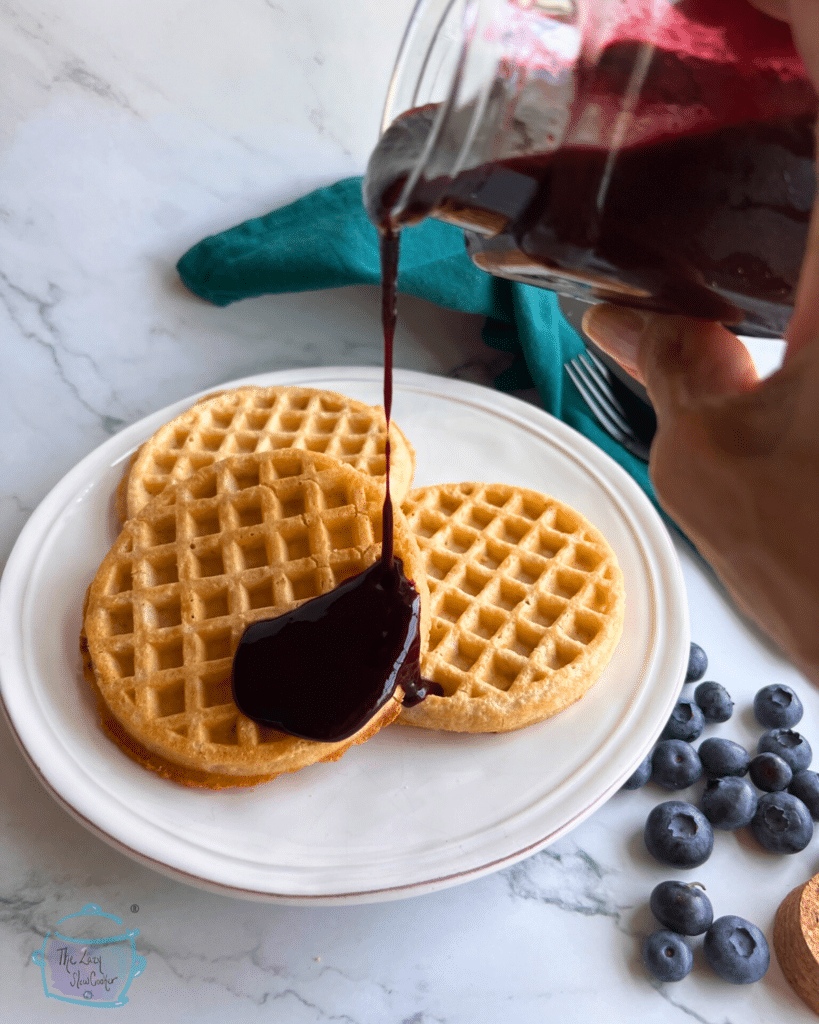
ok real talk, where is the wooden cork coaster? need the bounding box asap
[774,872,819,1015]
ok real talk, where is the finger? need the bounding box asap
[636,314,759,415]
[787,0,819,81]
[749,0,789,18]
[784,0,819,355]
[581,305,646,384]
[583,306,759,409]
[787,198,819,356]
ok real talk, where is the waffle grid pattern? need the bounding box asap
[400,482,625,731]
[124,386,414,520]
[86,449,415,777]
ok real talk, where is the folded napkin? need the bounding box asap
[177,176,655,502]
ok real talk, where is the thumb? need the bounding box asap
[583,306,759,416]
[636,313,760,411]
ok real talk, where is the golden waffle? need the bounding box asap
[83,449,430,787]
[399,482,625,732]
[118,386,416,522]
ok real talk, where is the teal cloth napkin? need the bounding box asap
[177,176,655,502]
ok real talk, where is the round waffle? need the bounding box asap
[117,386,416,523]
[83,449,430,788]
[398,482,625,732]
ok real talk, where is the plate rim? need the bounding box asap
[0,366,688,903]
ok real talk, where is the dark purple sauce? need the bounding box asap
[232,558,423,741]
[231,228,438,741]
[379,227,398,569]
[364,92,816,336]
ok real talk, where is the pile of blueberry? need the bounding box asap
[643,881,769,984]
[626,642,819,984]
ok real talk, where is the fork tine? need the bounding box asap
[584,347,617,378]
[565,359,631,443]
[565,352,652,461]
[572,354,635,437]
[565,354,634,442]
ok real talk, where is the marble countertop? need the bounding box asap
[2,1,818,1021]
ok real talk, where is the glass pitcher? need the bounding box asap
[364,0,817,337]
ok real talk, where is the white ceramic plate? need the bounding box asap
[0,367,688,904]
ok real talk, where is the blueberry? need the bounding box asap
[701,777,758,830]
[754,684,803,729]
[651,740,703,790]
[642,929,694,982]
[789,771,819,820]
[750,791,814,853]
[661,701,705,742]
[758,729,812,773]
[698,737,750,778]
[703,916,770,984]
[649,881,713,935]
[622,752,653,791]
[694,681,734,724]
[644,800,714,868]
[685,642,708,683]
[749,752,793,792]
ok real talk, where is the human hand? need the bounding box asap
[582,0,819,682]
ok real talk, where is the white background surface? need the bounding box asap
[1,1,817,1021]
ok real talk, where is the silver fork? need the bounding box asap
[565,349,652,462]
